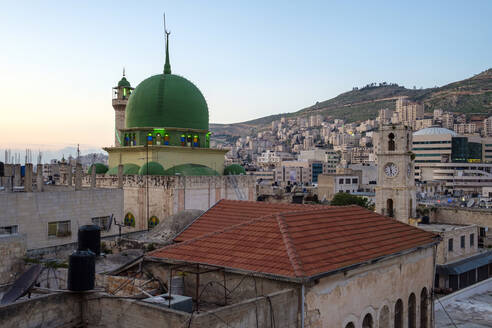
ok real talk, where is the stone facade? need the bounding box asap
[304,247,435,328]
[82,174,256,231]
[0,189,123,250]
[375,125,416,223]
[0,234,26,284]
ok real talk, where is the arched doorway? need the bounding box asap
[387,199,394,217]
[420,288,428,328]
[394,299,403,328]
[408,293,416,328]
[362,314,373,328]
[378,305,390,328]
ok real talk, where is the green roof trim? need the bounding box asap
[88,163,109,175]
[106,163,141,175]
[138,161,166,176]
[125,74,209,130]
[163,163,219,176]
[223,164,246,176]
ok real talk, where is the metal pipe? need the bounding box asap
[301,284,305,328]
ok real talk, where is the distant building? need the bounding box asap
[395,97,424,126]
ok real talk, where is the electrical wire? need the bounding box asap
[435,296,458,328]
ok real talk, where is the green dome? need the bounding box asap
[125,74,209,130]
[118,76,131,87]
[88,163,108,174]
[138,161,166,176]
[224,164,246,175]
[163,163,219,176]
[106,163,140,175]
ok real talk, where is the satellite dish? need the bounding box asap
[0,264,43,305]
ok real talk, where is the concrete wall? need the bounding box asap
[435,225,478,264]
[0,293,82,328]
[430,207,492,247]
[0,234,26,284]
[304,247,435,328]
[0,189,123,250]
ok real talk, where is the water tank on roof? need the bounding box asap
[67,250,95,291]
[78,225,101,256]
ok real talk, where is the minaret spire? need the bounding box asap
[123,67,126,77]
[163,13,171,75]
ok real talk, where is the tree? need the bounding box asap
[330,192,374,210]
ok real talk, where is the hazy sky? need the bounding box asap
[0,0,491,150]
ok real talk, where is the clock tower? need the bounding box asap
[375,124,416,223]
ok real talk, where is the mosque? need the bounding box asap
[104,30,231,177]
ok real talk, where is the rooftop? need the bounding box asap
[418,223,472,233]
[150,201,439,280]
[413,126,458,137]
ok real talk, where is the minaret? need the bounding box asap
[112,68,134,147]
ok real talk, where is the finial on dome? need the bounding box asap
[123,67,126,77]
[163,13,171,75]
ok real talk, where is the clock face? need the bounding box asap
[384,163,399,177]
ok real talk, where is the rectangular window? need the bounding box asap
[339,178,344,184]
[470,233,474,247]
[0,225,18,236]
[92,216,111,230]
[345,178,351,184]
[48,221,71,237]
[460,235,465,249]
[448,238,453,252]
[352,178,358,184]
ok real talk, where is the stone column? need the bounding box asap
[3,164,12,190]
[67,165,73,186]
[36,164,43,192]
[13,164,21,187]
[91,165,96,189]
[75,163,82,191]
[117,164,124,189]
[24,163,33,192]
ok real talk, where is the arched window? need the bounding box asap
[345,323,355,328]
[388,133,395,151]
[408,293,416,328]
[362,314,373,328]
[155,133,162,145]
[164,133,170,145]
[378,305,390,328]
[124,134,129,146]
[148,216,159,229]
[420,288,428,328]
[124,213,135,227]
[186,134,192,146]
[193,135,199,147]
[394,299,403,328]
[180,134,186,146]
[387,199,394,217]
[147,132,153,145]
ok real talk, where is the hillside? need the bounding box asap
[218,69,492,134]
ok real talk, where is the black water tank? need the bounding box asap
[67,250,95,291]
[78,225,101,256]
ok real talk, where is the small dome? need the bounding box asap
[163,163,219,176]
[138,161,165,176]
[125,74,208,130]
[106,163,140,175]
[224,164,246,175]
[88,163,108,174]
[118,76,131,88]
[413,126,458,136]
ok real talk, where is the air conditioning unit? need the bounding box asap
[142,293,193,313]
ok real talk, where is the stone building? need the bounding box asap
[374,124,416,223]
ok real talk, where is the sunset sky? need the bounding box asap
[1,0,491,150]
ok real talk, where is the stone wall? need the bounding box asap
[304,247,435,328]
[0,234,26,284]
[0,189,123,250]
[434,224,478,264]
[430,207,492,246]
[0,293,82,328]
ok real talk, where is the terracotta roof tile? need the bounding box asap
[149,201,439,279]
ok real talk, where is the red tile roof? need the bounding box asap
[149,201,439,280]
[174,199,327,242]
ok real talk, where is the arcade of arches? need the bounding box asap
[343,287,430,328]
